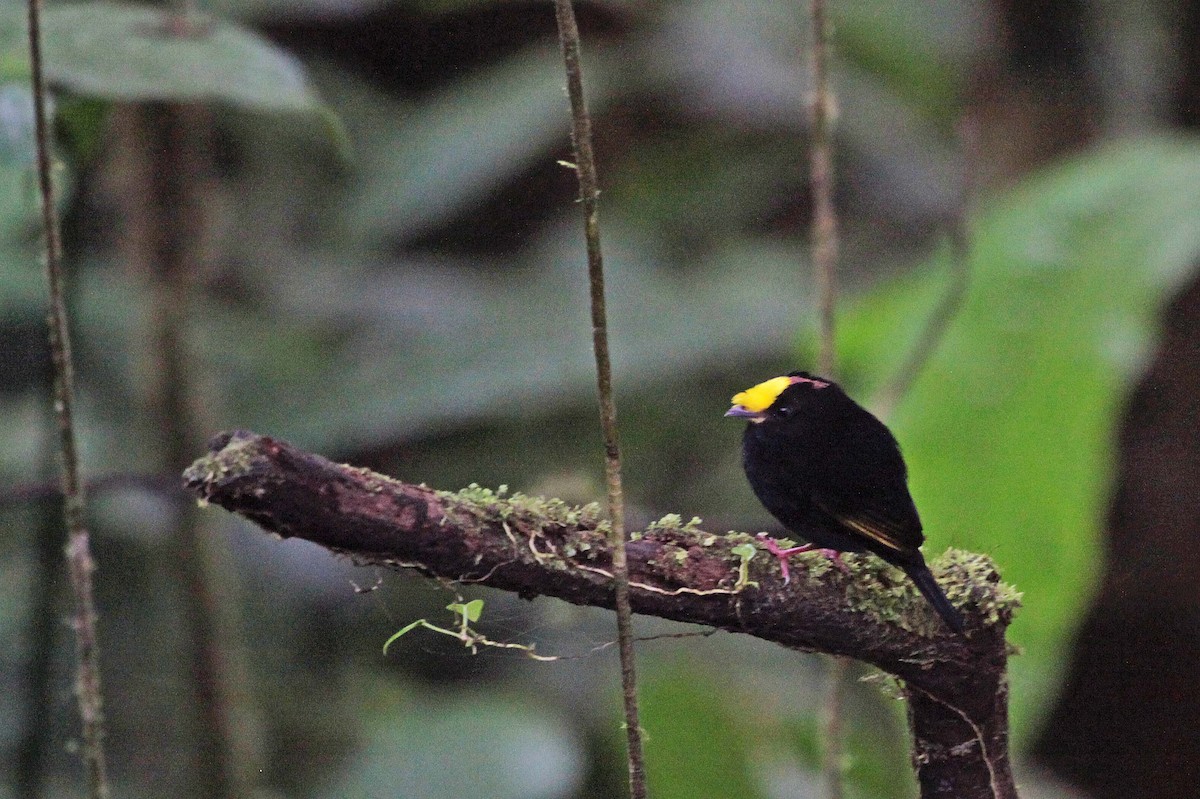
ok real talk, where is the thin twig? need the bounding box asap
[873,116,977,419]
[810,0,838,379]
[26,0,111,796]
[550,3,647,799]
[807,1,848,796]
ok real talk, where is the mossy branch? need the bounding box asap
[184,430,1020,799]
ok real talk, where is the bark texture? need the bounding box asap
[183,430,1021,799]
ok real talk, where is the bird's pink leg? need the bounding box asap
[756,533,848,583]
[755,533,811,584]
[822,549,850,574]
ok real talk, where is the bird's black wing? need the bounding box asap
[796,399,926,556]
[810,489,924,556]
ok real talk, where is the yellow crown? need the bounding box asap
[730,376,793,413]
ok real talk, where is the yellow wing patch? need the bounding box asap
[730,376,793,413]
[835,514,905,552]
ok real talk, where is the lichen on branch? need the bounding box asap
[183,429,1021,799]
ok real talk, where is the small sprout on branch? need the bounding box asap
[382,598,558,661]
[447,598,484,627]
[731,542,759,590]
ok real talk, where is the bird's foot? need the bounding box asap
[755,533,814,584]
[755,534,849,583]
[819,549,851,575]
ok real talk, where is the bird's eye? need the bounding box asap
[775,405,793,418]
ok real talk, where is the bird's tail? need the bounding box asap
[905,563,965,634]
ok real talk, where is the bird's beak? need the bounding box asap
[725,404,765,422]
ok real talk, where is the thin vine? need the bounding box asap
[550,3,648,798]
[810,0,839,381]
[26,0,111,795]
[806,0,850,795]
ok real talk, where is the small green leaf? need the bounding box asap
[731,542,759,590]
[448,599,484,623]
[731,543,757,560]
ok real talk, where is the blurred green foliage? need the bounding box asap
[33,3,324,112]
[842,137,1200,741]
[1,1,1197,798]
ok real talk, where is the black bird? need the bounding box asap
[725,371,965,633]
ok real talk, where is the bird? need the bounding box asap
[725,370,965,634]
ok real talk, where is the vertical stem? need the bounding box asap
[810,0,838,378]
[26,0,111,796]
[127,100,262,799]
[808,1,846,797]
[148,102,232,799]
[821,657,849,799]
[551,3,646,798]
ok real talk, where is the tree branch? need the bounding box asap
[183,430,1020,799]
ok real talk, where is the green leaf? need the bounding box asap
[38,3,325,114]
[731,543,757,560]
[448,599,484,623]
[840,136,1200,741]
[731,542,759,590]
